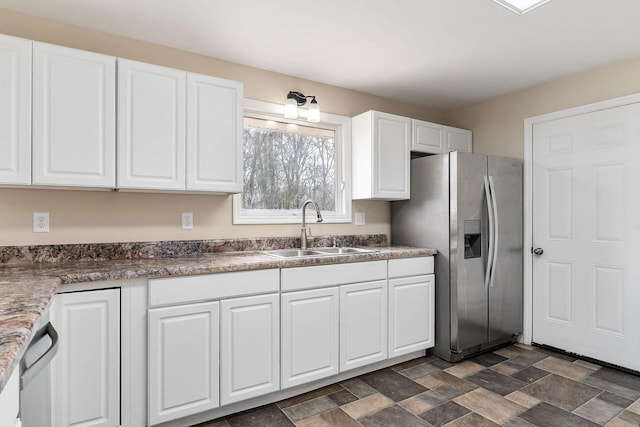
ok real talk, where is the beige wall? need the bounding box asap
[445,56,640,159]
[0,8,443,246]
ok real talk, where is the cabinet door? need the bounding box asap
[340,280,388,371]
[373,112,410,199]
[220,293,279,405]
[444,126,472,152]
[33,43,116,187]
[51,289,120,427]
[186,73,243,193]
[148,302,219,425]
[412,119,444,154]
[281,287,339,389]
[118,59,186,190]
[0,35,31,185]
[388,274,434,357]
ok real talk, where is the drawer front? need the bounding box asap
[149,269,279,307]
[281,260,387,292]
[388,256,434,278]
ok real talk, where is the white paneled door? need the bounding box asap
[532,102,640,371]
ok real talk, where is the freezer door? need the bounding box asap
[487,156,523,341]
[450,152,489,352]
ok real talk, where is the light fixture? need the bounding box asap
[284,91,320,123]
[492,0,551,14]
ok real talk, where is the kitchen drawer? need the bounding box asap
[388,256,434,278]
[281,260,386,291]
[149,269,279,307]
[0,367,19,427]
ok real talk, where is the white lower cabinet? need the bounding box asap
[148,302,219,425]
[220,293,280,405]
[281,287,340,389]
[51,288,120,427]
[388,274,435,357]
[340,280,388,371]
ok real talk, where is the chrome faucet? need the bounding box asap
[300,199,323,249]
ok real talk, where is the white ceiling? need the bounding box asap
[2,0,640,111]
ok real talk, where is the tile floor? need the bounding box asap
[196,344,640,427]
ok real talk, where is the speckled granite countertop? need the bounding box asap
[0,239,435,394]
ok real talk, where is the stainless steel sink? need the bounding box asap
[263,247,377,258]
[263,249,326,258]
[315,247,376,255]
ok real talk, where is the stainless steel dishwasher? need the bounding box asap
[19,307,59,427]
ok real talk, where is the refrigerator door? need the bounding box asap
[450,152,489,352]
[487,156,523,341]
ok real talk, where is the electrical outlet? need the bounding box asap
[181,212,193,230]
[354,212,365,225]
[33,212,50,233]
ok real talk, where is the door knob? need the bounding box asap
[533,248,544,255]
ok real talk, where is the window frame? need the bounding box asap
[232,99,352,224]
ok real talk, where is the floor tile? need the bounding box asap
[605,410,640,427]
[494,346,524,359]
[443,412,500,427]
[469,352,508,367]
[533,346,578,362]
[341,393,394,419]
[277,383,344,408]
[406,384,464,408]
[429,358,455,369]
[415,371,478,393]
[520,374,601,411]
[419,401,470,427]
[490,361,521,376]
[590,368,640,393]
[628,397,640,414]
[505,390,542,409]
[574,359,602,370]
[226,404,295,427]
[281,396,337,422]
[295,407,361,427]
[503,351,548,370]
[390,355,434,372]
[340,378,378,399]
[454,388,526,424]
[444,361,485,378]
[360,368,427,402]
[465,368,527,396]
[360,404,429,427]
[197,419,229,427]
[327,389,359,406]
[582,374,640,401]
[598,391,634,409]
[398,393,436,416]
[511,366,550,384]
[399,361,442,379]
[534,356,596,381]
[501,417,537,427]
[519,402,600,427]
[573,394,626,425]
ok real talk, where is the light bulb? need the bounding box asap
[307,99,320,123]
[284,97,298,119]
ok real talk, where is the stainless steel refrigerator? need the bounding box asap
[391,152,523,362]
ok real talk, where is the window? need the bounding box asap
[233,99,352,224]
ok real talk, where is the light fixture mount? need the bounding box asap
[285,91,320,123]
[492,0,551,14]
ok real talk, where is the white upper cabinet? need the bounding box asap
[412,119,444,154]
[352,110,410,200]
[118,59,186,190]
[33,42,116,187]
[186,73,243,192]
[444,126,472,153]
[411,119,472,154]
[0,34,31,186]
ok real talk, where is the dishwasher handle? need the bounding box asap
[20,322,59,390]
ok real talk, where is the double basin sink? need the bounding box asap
[263,247,377,259]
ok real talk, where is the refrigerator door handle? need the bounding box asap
[488,175,499,288]
[483,176,495,290]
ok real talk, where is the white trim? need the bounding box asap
[233,99,352,224]
[523,91,640,345]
